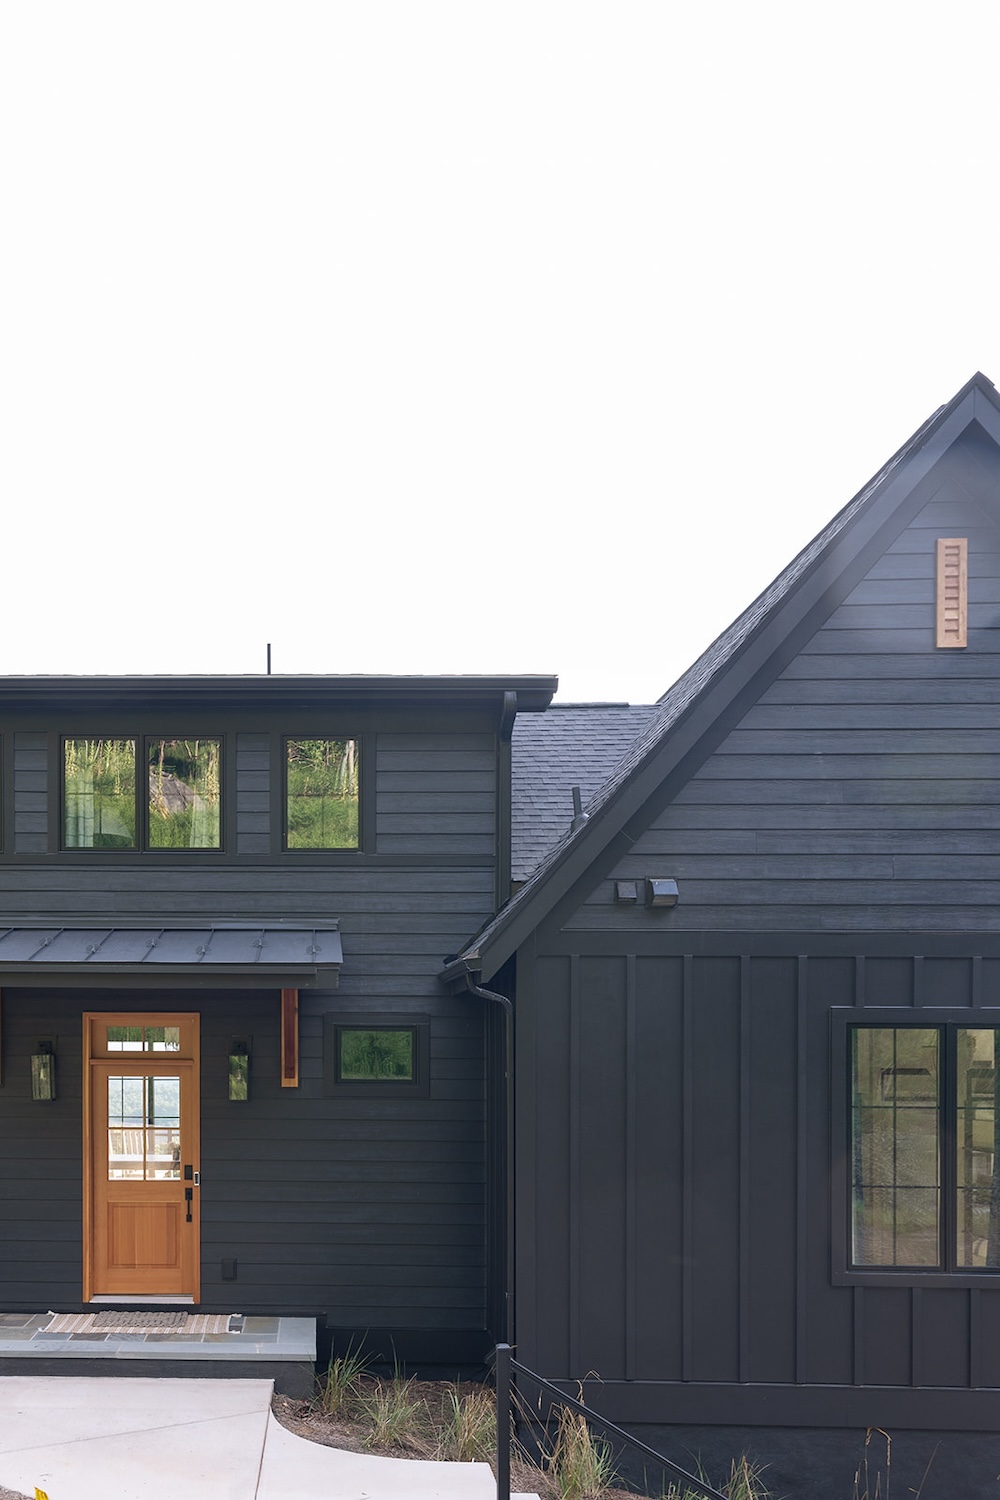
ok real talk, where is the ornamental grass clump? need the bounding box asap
[316,1340,369,1417]
[661,1454,769,1500]
[548,1404,619,1500]
[358,1372,426,1451]
[435,1383,497,1463]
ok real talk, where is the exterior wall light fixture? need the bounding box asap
[31,1040,56,1101]
[645,878,680,908]
[228,1038,251,1101]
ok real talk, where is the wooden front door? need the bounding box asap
[84,1013,200,1300]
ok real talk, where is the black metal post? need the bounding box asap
[496,1342,511,1500]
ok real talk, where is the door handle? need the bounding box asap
[185,1187,193,1223]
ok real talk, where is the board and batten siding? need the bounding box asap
[0,714,502,1344]
[566,474,1000,934]
[515,943,1000,1428]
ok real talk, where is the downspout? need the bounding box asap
[465,969,515,1348]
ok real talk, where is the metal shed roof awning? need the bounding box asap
[0,925,343,987]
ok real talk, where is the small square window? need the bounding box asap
[323,1015,429,1097]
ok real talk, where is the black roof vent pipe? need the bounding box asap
[570,786,589,833]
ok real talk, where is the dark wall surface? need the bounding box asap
[515,940,1000,1429]
[568,428,1000,934]
[0,700,503,1350]
[0,986,485,1328]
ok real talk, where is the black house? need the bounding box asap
[445,373,1000,1494]
[0,672,554,1366]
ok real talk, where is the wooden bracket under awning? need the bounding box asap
[281,988,299,1087]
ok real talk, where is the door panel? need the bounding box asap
[84,1014,199,1300]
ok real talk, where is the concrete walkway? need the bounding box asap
[0,1377,539,1500]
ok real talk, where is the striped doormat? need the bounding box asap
[42,1311,240,1335]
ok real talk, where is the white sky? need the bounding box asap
[2,4,999,704]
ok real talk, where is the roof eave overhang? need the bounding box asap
[0,674,559,713]
[441,955,480,989]
[0,965,338,988]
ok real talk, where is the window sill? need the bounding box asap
[833,1267,1000,1288]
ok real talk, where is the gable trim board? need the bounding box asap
[445,372,1000,987]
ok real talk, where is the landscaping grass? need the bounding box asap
[273,1370,772,1500]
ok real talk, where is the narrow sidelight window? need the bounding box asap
[285,738,359,849]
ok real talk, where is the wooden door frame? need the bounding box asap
[82,1011,200,1303]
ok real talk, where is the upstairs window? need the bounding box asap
[63,738,222,850]
[851,1025,1000,1270]
[285,738,359,850]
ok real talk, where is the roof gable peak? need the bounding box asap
[447,373,1000,984]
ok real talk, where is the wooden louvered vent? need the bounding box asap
[936,537,968,648]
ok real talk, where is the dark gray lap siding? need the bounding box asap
[0,987,486,1329]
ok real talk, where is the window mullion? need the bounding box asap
[941,1025,957,1273]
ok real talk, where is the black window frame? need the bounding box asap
[59,733,227,854]
[832,1006,1000,1287]
[277,734,372,855]
[322,1013,430,1098]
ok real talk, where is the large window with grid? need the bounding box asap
[851,1025,1000,1270]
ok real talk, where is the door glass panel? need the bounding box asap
[107,1026,144,1052]
[108,1076,181,1181]
[107,1025,181,1052]
[147,1027,181,1052]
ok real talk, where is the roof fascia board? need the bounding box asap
[0,969,330,987]
[461,386,988,984]
[0,676,557,711]
[972,384,1000,441]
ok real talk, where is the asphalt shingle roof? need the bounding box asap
[511,704,657,882]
